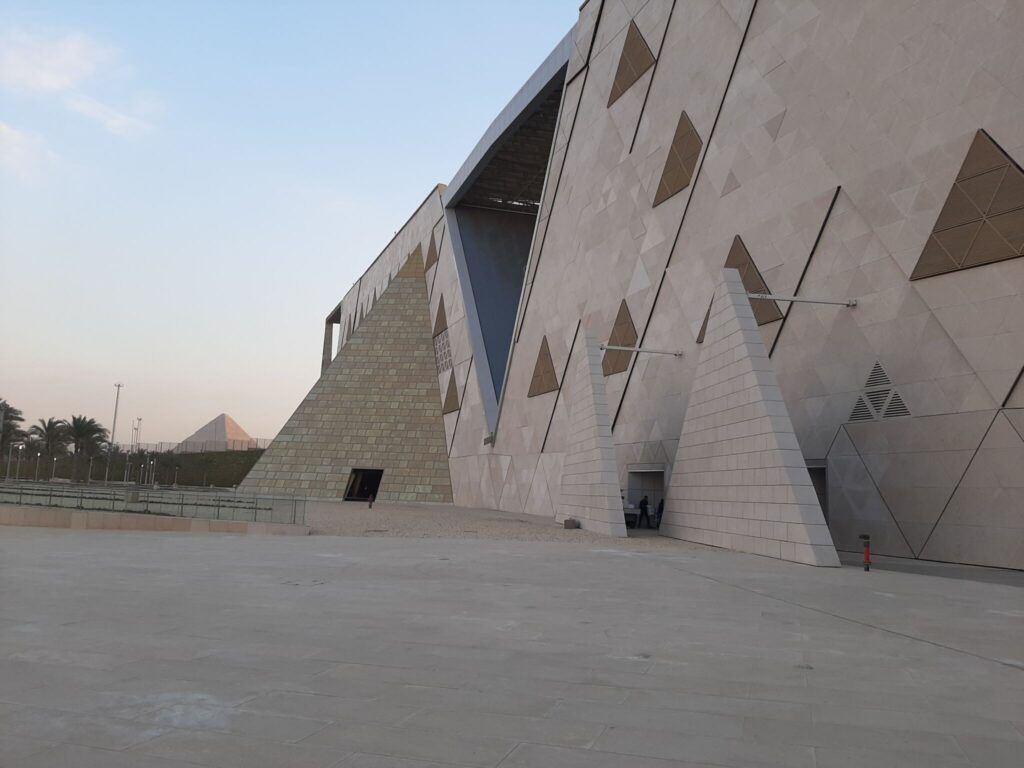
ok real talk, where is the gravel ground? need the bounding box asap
[304,500,699,550]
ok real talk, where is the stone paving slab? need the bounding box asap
[0,527,1021,767]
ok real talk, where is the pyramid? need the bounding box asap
[558,331,628,537]
[174,414,253,452]
[239,255,453,501]
[663,268,839,566]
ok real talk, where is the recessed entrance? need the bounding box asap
[625,468,665,531]
[344,468,384,501]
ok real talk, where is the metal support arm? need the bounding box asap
[600,344,684,358]
[748,292,857,307]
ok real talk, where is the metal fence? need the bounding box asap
[116,438,272,453]
[0,480,305,525]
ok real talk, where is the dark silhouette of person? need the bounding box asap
[637,495,651,529]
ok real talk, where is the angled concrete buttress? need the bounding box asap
[662,268,840,566]
[558,331,628,537]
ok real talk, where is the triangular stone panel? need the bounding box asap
[825,427,914,558]
[559,332,628,537]
[607,21,655,107]
[653,111,702,206]
[724,236,783,325]
[911,131,1024,279]
[239,255,452,502]
[528,336,559,397]
[920,411,1024,569]
[433,296,448,338]
[663,268,839,566]
[442,372,460,415]
[601,300,638,375]
[424,232,438,271]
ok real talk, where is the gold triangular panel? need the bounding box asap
[912,130,1024,279]
[653,111,702,206]
[433,296,448,338]
[528,336,559,397]
[607,21,655,107]
[602,300,639,376]
[442,372,460,415]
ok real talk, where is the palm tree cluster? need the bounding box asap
[1,399,109,458]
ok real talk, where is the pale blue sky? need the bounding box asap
[0,1,578,443]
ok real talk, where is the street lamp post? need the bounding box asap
[5,443,12,481]
[51,457,57,480]
[34,452,41,481]
[105,383,123,484]
[15,445,24,480]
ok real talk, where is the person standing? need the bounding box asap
[637,495,651,529]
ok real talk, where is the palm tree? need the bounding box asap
[28,418,70,456]
[0,399,26,454]
[64,415,109,456]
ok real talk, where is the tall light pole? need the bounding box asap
[105,383,124,484]
[34,452,41,481]
[15,445,24,480]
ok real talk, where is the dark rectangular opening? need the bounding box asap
[344,468,384,501]
[807,466,827,522]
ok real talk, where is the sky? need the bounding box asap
[0,0,579,445]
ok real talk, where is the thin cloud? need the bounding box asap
[0,29,113,93]
[65,94,151,137]
[0,121,57,179]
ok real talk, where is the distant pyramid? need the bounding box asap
[174,414,254,452]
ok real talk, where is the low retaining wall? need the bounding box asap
[0,505,310,535]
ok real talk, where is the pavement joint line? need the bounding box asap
[651,557,1024,673]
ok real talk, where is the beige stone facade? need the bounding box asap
[252,1,1024,569]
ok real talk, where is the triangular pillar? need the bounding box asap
[558,332,627,537]
[663,268,840,566]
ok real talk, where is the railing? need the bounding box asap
[115,438,272,453]
[0,480,305,526]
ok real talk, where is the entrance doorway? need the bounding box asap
[344,468,384,501]
[625,468,665,532]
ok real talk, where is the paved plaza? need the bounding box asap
[0,520,1022,767]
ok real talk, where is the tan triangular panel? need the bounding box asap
[397,252,423,279]
[239,260,452,502]
[424,231,439,271]
[723,236,783,325]
[601,299,638,375]
[912,130,1024,280]
[433,296,448,338]
[696,300,711,344]
[442,372,460,415]
[407,244,423,273]
[607,21,655,107]
[664,268,839,566]
[528,336,559,397]
[653,111,702,206]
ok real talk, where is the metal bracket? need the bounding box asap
[748,293,857,307]
[600,344,684,358]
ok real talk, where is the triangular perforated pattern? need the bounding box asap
[912,130,1024,279]
[433,296,448,338]
[607,21,655,107]
[442,372,460,415]
[864,361,891,388]
[653,111,702,206]
[849,396,873,422]
[884,392,911,418]
[424,232,438,270]
[601,300,638,375]
[528,336,559,397]
[848,362,911,421]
